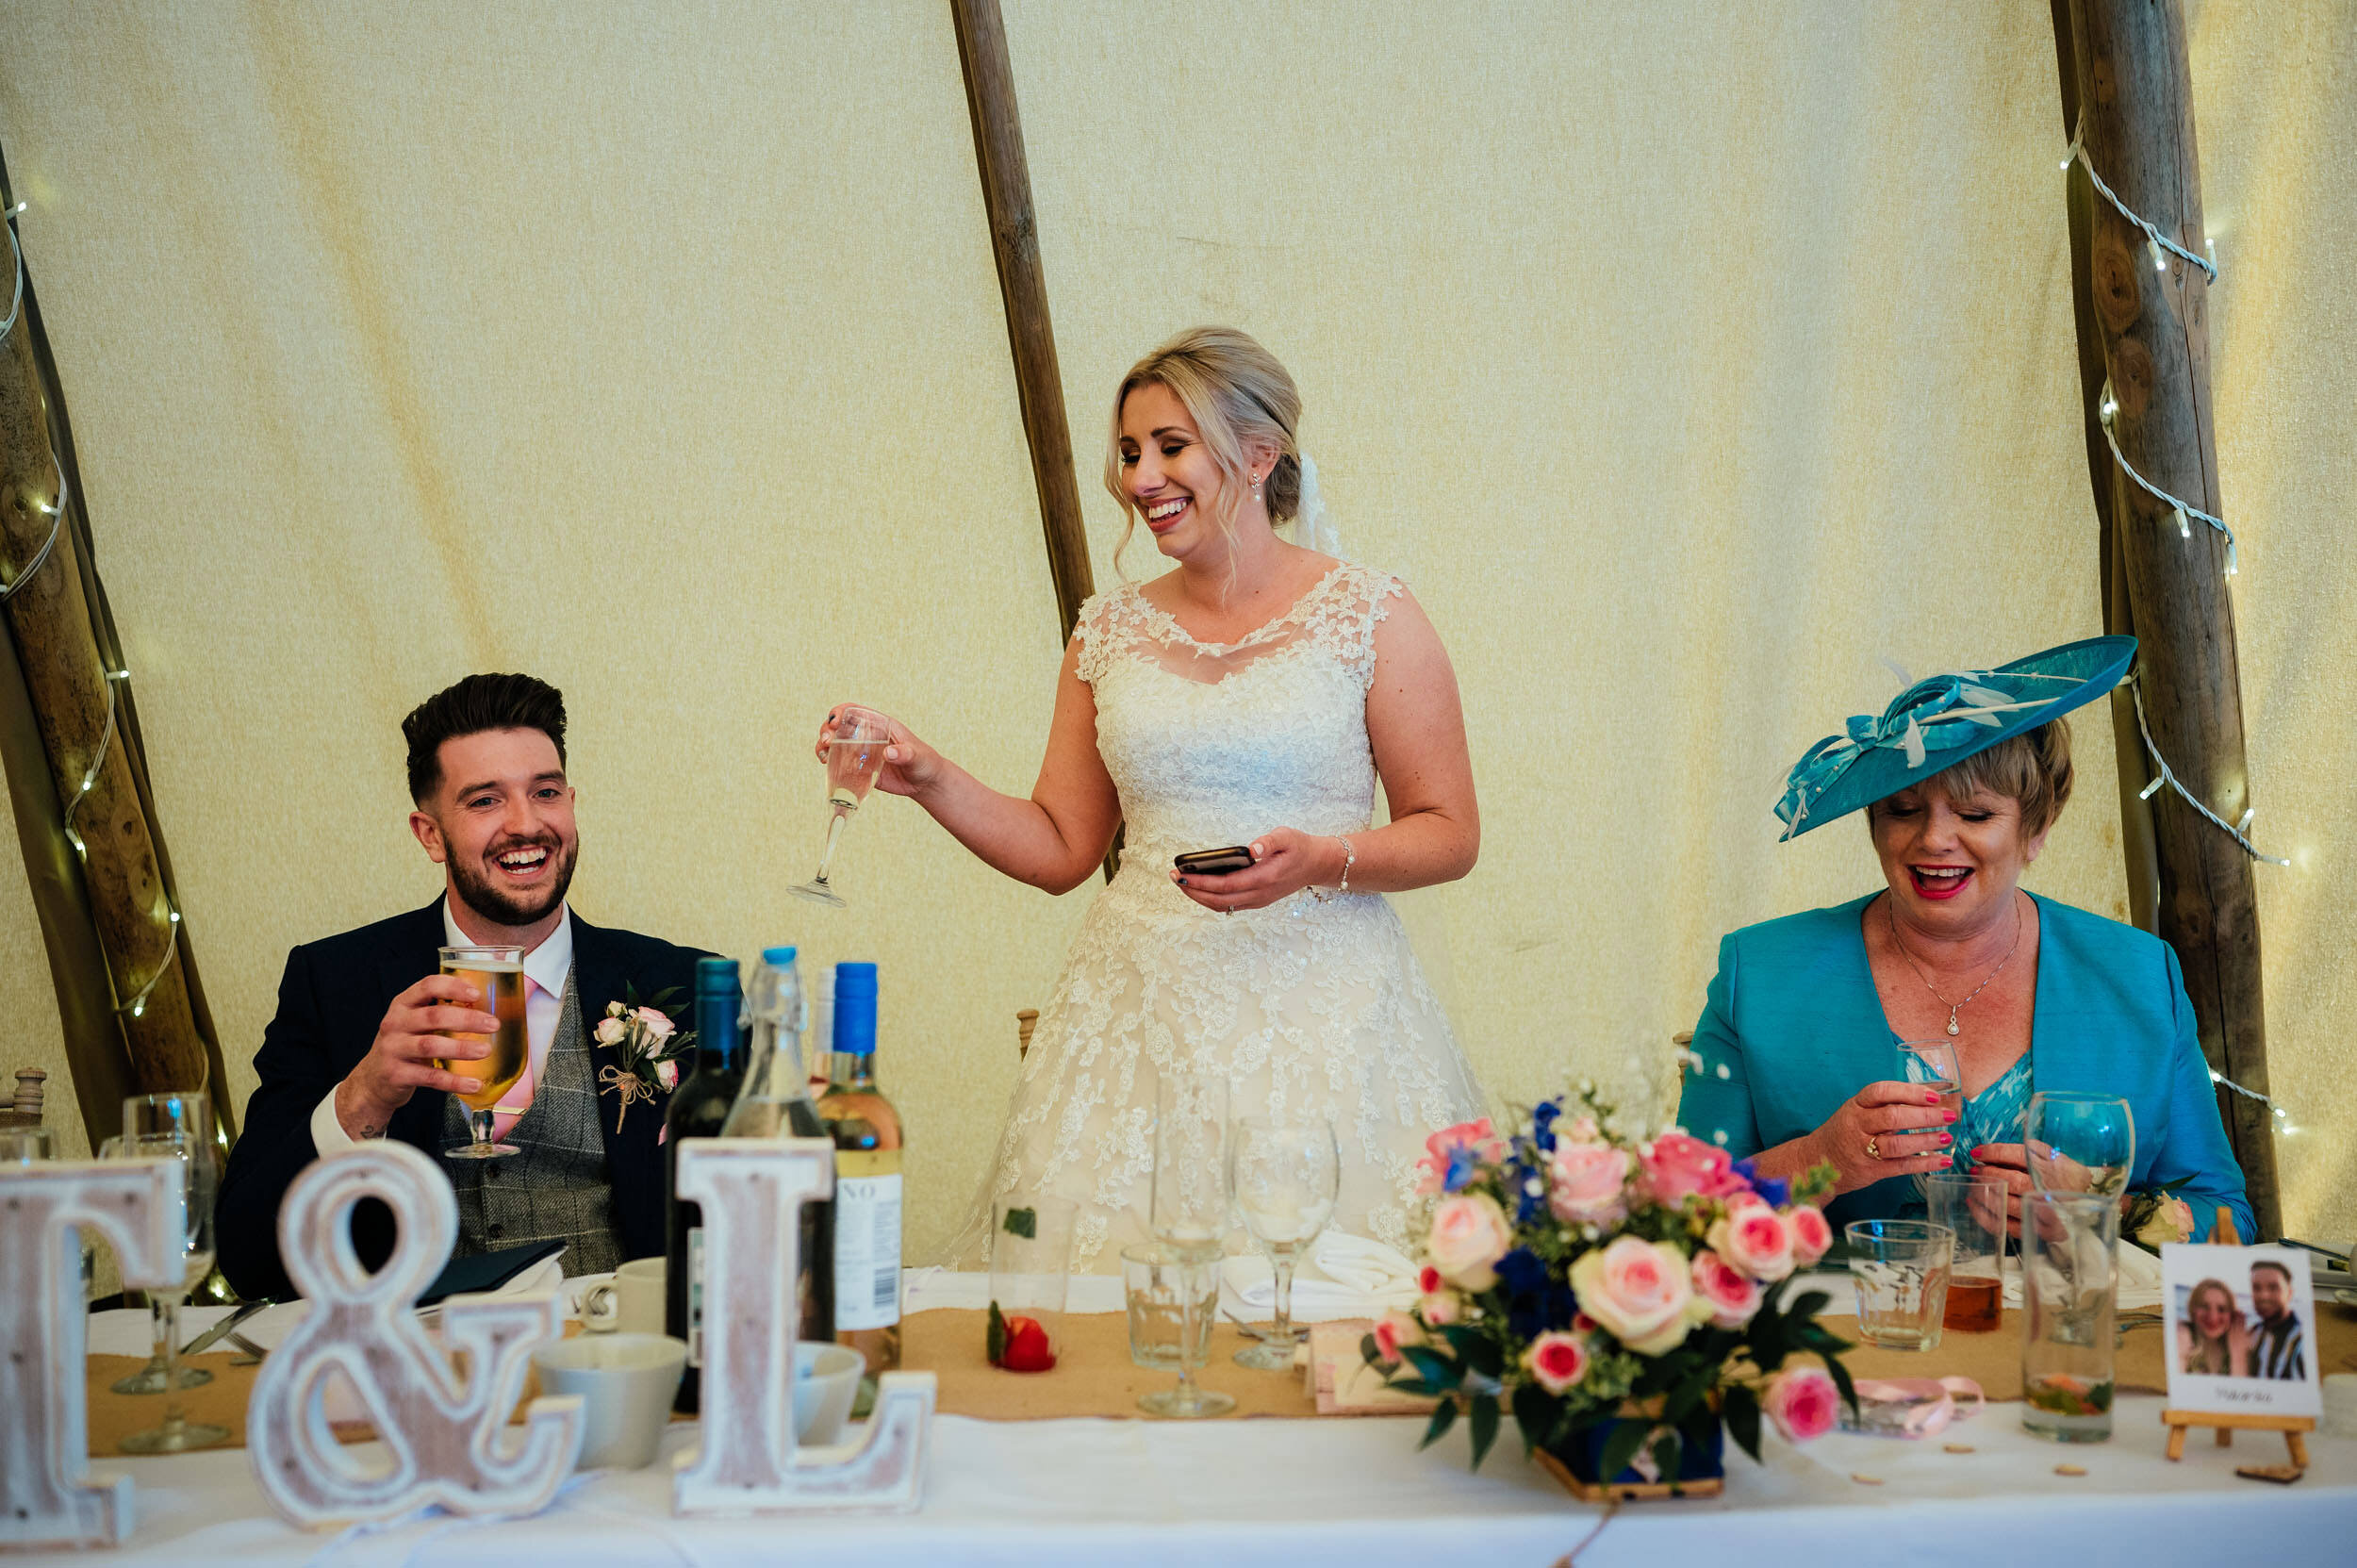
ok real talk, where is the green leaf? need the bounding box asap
[1467,1394,1502,1471]
[1385,1376,1443,1397]
[1786,1290,1830,1320]
[1823,1352,1859,1416]
[1650,1430,1682,1486]
[1511,1381,1558,1454]
[986,1299,1008,1365]
[1359,1332,1383,1368]
[1442,1324,1506,1378]
[1001,1206,1037,1240]
[1723,1383,1763,1463]
[1596,1416,1651,1484]
[1418,1395,1459,1452]
[1664,1363,1715,1425]
[1401,1344,1460,1390]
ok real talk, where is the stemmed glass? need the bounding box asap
[1141,1071,1233,1418]
[2025,1092,2134,1198]
[113,1092,230,1452]
[1228,1114,1340,1371]
[790,705,894,909]
[1897,1039,1963,1194]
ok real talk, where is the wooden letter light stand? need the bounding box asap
[2159,1209,2312,1471]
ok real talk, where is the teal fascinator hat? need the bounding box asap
[1774,635,2137,840]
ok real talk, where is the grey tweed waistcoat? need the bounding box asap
[441,974,620,1278]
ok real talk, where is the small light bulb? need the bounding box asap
[2139,775,2167,801]
[2101,397,2118,421]
[130,999,144,1019]
[2150,238,2168,273]
[2237,807,2256,835]
[2174,506,2190,539]
[169,909,182,924]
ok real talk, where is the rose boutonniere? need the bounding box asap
[594,986,694,1130]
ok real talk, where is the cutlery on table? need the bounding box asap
[178,1299,272,1360]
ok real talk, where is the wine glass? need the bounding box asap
[2025,1092,2134,1198]
[790,706,894,909]
[1897,1039,1963,1193]
[101,1132,210,1396]
[1228,1114,1340,1370]
[1141,1070,1233,1418]
[114,1092,231,1452]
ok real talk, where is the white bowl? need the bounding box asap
[795,1341,864,1446]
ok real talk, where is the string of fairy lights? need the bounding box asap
[1,196,186,1024]
[2061,122,2305,1143]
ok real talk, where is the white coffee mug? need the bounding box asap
[579,1257,666,1336]
[531,1332,688,1469]
[795,1341,864,1447]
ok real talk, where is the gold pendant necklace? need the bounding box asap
[1887,895,2022,1037]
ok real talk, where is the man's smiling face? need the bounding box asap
[410,727,578,931]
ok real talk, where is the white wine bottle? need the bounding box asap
[816,961,901,1402]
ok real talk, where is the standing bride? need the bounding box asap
[819,326,1488,1269]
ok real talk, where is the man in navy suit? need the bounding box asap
[219,673,706,1301]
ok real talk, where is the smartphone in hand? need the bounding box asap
[1172,845,1254,876]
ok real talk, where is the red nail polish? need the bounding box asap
[1924,1091,1940,1105]
[1943,1111,1958,1124]
[1939,1133,1953,1147]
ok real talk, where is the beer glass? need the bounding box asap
[2020,1193,2118,1442]
[1923,1172,2007,1331]
[437,944,528,1159]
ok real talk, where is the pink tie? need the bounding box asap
[490,979,547,1140]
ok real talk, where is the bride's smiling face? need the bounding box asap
[1118,382,1237,561]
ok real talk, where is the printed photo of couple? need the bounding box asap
[2160,1245,2322,1418]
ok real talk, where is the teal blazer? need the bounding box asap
[1675,892,2251,1243]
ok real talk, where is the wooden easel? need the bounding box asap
[2159,1209,2314,1469]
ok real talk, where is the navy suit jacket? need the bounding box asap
[217,900,706,1301]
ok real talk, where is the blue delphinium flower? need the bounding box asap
[1531,1099,1562,1154]
[1442,1144,1483,1194]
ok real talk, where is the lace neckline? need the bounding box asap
[1124,562,1351,653]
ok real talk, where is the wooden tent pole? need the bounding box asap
[951,0,1122,881]
[2053,0,2278,1237]
[950,0,1096,644]
[0,153,233,1143]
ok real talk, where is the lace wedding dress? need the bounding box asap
[940,561,1489,1272]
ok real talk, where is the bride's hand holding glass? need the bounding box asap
[809,704,937,797]
[1168,827,1347,913]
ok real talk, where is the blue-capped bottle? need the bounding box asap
[722,946,835,1345]
[664,956,748,1414]
[816,962,902,1394]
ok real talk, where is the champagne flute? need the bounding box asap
[1142,1070,1234,1418]
[1228,1114,1340,1370]
[790,706,894,909]
[116,1092,230,1452]
[435,945,528,1160]
[2025,1092,2134,1198]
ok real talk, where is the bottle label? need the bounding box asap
[832,1164,902,1331]
[686,1225,704,1367]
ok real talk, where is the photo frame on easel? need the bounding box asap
[2158,1209,2317,1470]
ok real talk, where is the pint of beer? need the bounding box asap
[437,944,527,1159]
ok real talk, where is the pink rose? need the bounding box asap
[635,1006,675,1040]
[594,1016,628,1047]
[2134,1196,2195,1250]
[1416,1264,1444,1296]
[1416,1118,1508,1195]
[1547,1142,1632,1225]
[1562,1115,1600,1144]
[1787,1204,1834,1265]
[1567,1236,1696,1355]
[1420,1289,1462,1327]
[1523,1329,1591,1395]
[1762,1366,1840,1444]
[654,1058,680,1092]
[1690,1248,1764,1329]
[1371,1308,1425,1365]
[1426,1194,1514,1291]
[1639,1131,1752,1204]
[1707,1204,1796,1281]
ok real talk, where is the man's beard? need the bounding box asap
[448,835,578,929]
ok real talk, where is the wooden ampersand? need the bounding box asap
[671,1137,935,1515]
[0,1158,183,1552]
[246,1142,582,1527]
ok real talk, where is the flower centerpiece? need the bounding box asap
[1365,1088,1855,1499]
[594,988,693,1130]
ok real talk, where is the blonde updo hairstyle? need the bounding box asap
[1102,326,1303,576]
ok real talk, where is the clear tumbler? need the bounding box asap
[2020,1192,2118,1442]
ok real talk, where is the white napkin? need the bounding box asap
[1224,1231,1420,1317]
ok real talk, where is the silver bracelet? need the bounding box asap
[1335,834,1355,895]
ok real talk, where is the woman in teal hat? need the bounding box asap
[1675,636,2251,1242]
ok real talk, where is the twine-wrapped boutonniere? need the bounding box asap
[594,986,694,1131]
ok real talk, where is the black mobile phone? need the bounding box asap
[1173,845,1254,876]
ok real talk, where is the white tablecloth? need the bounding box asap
[58,1283,2357,1565]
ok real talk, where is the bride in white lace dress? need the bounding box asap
[819,327,1488,1270]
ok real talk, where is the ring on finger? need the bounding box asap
[1866,1134,1881,1160]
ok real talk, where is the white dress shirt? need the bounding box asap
[309,900,575,1153]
